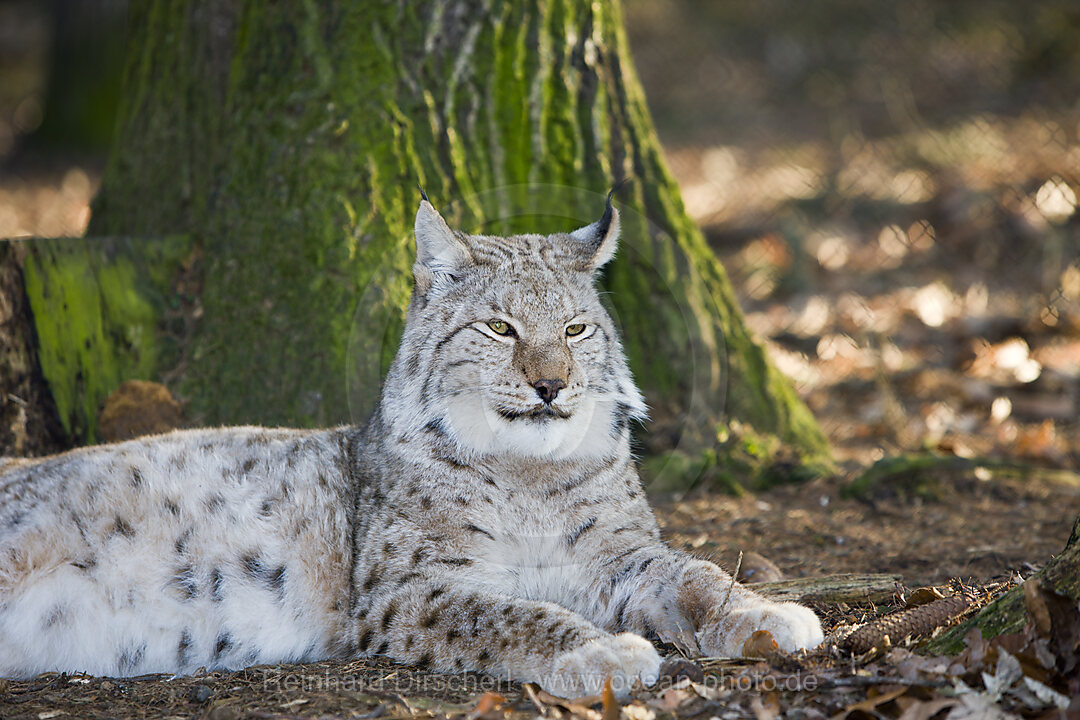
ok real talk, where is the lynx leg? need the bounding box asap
[605,550,823,658]
[360,583,660,698]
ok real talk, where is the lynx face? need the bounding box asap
[386,197,646,461]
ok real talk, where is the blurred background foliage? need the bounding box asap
[1,0,1078,478]
[630,0,1080,147]
[621,0,1080,475]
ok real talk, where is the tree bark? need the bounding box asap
[33,0,128,153]
[0,242,67,456]
[26,0,829,480]
[755,573,901,606]
[19,236,191,442]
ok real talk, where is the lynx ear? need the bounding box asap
[570,189,620,269]
[414,198,472,291]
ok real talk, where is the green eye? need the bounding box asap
[487,320,512,335]
[566,323,587,336]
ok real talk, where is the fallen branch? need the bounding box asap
[754,573,901,605]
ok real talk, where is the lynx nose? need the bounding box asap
[532,379,566,404]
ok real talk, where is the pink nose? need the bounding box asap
[532,379,566,404]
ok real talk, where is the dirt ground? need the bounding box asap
[657,471,1080,591]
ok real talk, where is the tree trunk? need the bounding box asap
[32,0,128,153]
[0,242,67,457]
[27,0,829,482]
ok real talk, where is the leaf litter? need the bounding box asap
[3,578,1075,719]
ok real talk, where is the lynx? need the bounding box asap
[0,194,823,696]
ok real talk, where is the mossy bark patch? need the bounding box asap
[22,237,190,442]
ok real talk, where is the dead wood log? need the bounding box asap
[754,573,901,605]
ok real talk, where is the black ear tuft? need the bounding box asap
[418,183,430,203]
[595,179,628,243]
[570,180,627,269]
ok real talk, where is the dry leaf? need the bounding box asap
[742,630,779,658]
[981,649,1022,700]
[962,627,989,669]
[896,697,959,720]
[750,692,781,720]
[831,686,908,719]
[950,691,1015,719]
[688,681,721,701]
[1025,580,1054,636]
[648,686,695,713]
[531,687,602,720]
[465,691,506,720]
[1021,677,1070,710]
[601,678,619,720]
[1014,419,1065,462]
[657,657,704,685]
[619,703,656,720]
[906,587,946,607]
[737,551,784,584]
[1023,579,1080,674]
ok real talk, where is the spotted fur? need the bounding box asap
[0,197,822,695]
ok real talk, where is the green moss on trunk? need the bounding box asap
[38,0,832,480]
[22,237,189,441]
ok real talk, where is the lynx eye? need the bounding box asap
[565,323,587,336]
[487,320,513,336]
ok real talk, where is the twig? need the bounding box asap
[716,551,744,617]
[813,675,950,689]
[522,683,548,715]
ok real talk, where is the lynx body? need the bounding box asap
[0,197,822,695]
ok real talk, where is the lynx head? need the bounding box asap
[383,192,646,461]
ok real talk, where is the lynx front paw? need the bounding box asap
[697,602,824,657]
[546,633,661,699]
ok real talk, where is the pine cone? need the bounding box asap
[840,593,972,654]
